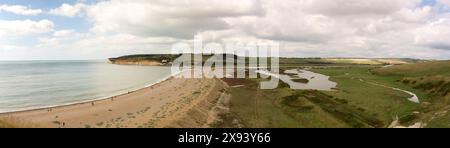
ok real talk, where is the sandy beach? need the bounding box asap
[0,76,230,128]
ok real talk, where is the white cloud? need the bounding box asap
[0,19,54,36]
[0,4,42,16]
[394,6,432,22]
[33,33,179,60]
[232,3,343,43]
[4,0,450,60]
[438,0,450,7]
[299,0,419,16]
[52,0,450,59]
[86,0,264,38]
[53,29,76,37]
[49,3,86,17]
[415,18,450,50]
[86,0,354,43]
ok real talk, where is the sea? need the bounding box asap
[0,60,172,113]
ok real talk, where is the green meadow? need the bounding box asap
[219,59,450,128]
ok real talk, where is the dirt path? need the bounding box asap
[358,78,420,103]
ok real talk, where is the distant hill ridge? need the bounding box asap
[108,54,239,66]
[109,54,423,66]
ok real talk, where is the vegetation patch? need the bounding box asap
[288,90,384,128]
[399,113,419,125]
[291,78,309,83]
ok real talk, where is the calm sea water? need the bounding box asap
[0,60,172,113]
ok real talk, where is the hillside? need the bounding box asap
[109,54,240,66]
[324,58,421,65]
[373,60,450,77]
[109,54,182,66]
[110,54,420,67]
[372,61,450,127]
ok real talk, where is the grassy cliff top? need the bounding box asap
[109,54,182,62]
[109,54,424,66]
[373,60,450,77]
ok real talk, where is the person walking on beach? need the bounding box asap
[91,102,95,106]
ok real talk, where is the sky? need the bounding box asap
[1,0,450,60]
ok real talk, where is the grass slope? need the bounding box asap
[221,66,422,128]
[372,61,450,127]
[373,61,450,77]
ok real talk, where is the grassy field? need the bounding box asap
[220,65,425,128]
[426,113,450,127]
[373,61,450,77]
[311,67,424,124]
[103,55,450,128]
[370,61,450,127]
[222,79,352,128]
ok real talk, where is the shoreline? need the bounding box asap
[0,76,173,115]
[0,69,183,115]
[0,69,227,128]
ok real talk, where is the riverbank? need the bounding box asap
[0,76,229,128]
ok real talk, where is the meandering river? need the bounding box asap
[256,69,337,91]
[255,68,419,103]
